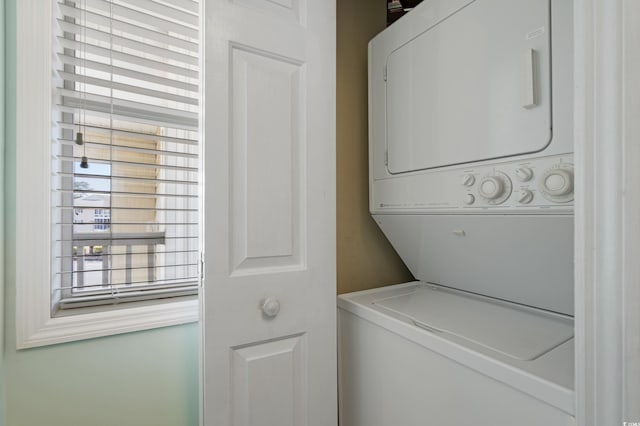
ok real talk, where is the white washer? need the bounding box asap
[339,0,575,424]
[338,283,574,426]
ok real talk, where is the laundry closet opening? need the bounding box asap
[337,1,576,425]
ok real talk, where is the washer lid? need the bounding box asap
[372,284,573,361]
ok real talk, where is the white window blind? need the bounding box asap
[52,0,200,311]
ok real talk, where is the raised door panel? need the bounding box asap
[231,0,305,24]
[231,334,307,426]
[230,47,304,275]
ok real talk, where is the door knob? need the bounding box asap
[261,297,280,318]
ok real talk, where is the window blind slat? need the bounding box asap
[58,186,197,196]
[159,0,199,14]
[58,286,198,309]
[57,20,199,66]
[57,98,198,130]
[56,37,198,79]
[56,104,197,132]
[57,206,199,213]
[57,249,198,259]
[63,221,198,226]
[67,202,198,211]
[83,0,198,39]
[57,3,199,53]
[57,54,198,92]
[57,155,198,173]
[56,71,198,106]
[57,192,198,202]
[117,0,199,27]
[65,224,197,230]
[56,122,198,145]
[57,172,198,186]
[58,262,199,276]
[58,89,197,121]
[59,278,199,291]
[57,283,199,296]
[58,139,198,159]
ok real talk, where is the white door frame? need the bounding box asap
[574,0,640,424]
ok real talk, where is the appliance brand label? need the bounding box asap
[526,27,545,40]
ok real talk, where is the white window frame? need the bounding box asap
[15,0,199,349]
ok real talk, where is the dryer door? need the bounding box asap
[386,0,551,174]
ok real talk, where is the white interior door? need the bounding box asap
[202,1,336,425]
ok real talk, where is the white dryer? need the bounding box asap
[338,0,575,424]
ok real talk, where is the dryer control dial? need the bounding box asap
[539,164,574,202]
[463,194,475,205]
[515,167,534,182]
[479,177,503,199]
[517,189,534,204]
[462,174,476,187]
[478,172,512,205]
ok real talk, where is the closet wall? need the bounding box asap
[336,0,414,294]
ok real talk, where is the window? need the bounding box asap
[15,0,200,348]
[53,0,200,310]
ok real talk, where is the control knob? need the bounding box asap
[463,194,475,205]
[478,172,512,205]
[539,165,574,202]
[462,174,476,187]
[515,167,534,182]
[479,177,504,199]
[517,189,534,204]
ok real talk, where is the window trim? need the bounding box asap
[15,0,199,350]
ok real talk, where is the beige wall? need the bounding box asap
[337,0,414,294]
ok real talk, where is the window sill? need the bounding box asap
[16,298,198,349]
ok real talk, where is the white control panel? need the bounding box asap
[372,155,574,213]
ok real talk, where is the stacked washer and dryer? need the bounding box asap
[338,0,575,425]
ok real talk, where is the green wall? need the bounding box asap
[2,2,199,425]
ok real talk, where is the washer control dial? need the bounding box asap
[539,164,574,202]
[515,167,534,182]
[478,172,512,205]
